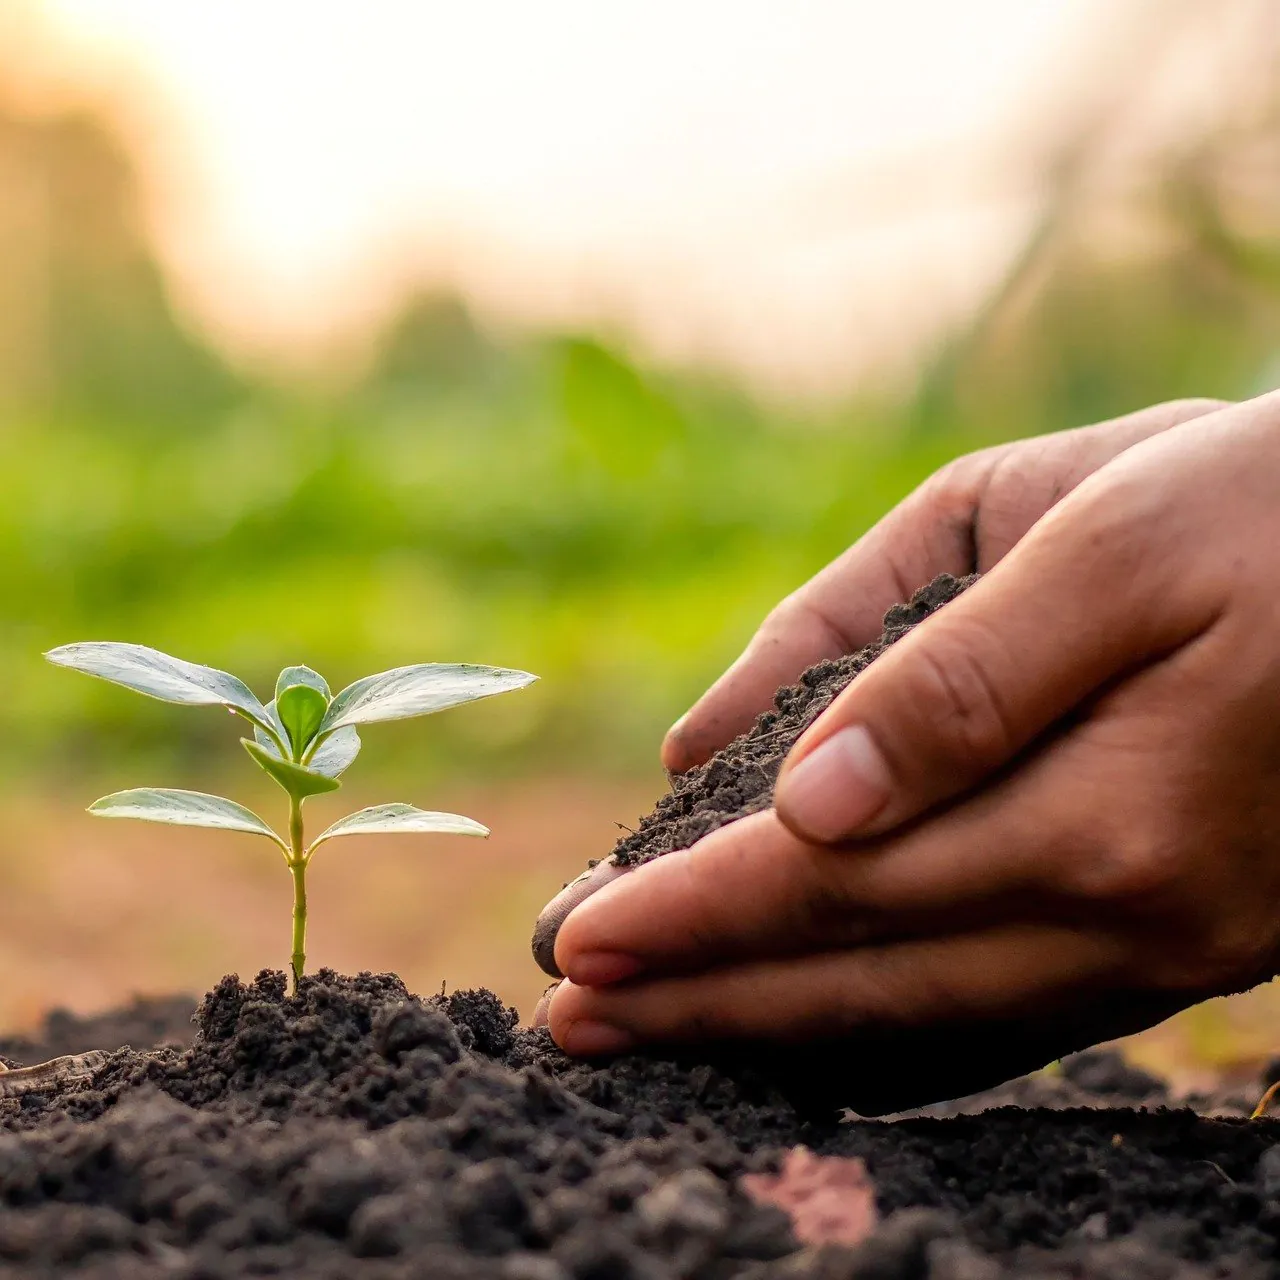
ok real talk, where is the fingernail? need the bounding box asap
[662,713,693,773]
[531,859,630,978]
[563,1020,635,1057]
[531,982,559,1028]
[563,951,643,987]
[777,724,890,841]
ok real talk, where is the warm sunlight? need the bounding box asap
[33,0,1110,393]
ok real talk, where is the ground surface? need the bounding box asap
[1,970,1279,1279]
[0,774,657,1037]
[5,577,1280,1277]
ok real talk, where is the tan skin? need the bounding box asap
[532,392,1280,1103]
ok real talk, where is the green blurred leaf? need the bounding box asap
[306,726,361,778]
[275,665,330,700]
[88,787,284,846]
[320,664,537,733]
[276,683,328,757]
[308,802,488,854]
[242,739,341,800]
[45,641,272,730]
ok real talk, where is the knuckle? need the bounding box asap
[756,594,803,644]
[755,591,850,665]
[669,1002,719,1042]
[1050,466,1166,573]
[1141,916,1270,993]
[847,946,964,1028]
[1155,397,1232,425]
[788,850,861,943]
[750,594,812,659]
[1059,824,1191,903]
[906,622,1017,768]
[918,453,992,523]
[677,849,729,951]
[1185,925,1270,991]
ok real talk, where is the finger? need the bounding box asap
[531,982,560,1028]
[662,399,1230,775]
[532,858,630,978]
[762,999,1181,1117]
[772,441,1227,845]
[552,794,1078,984]
[969,397,1231,564]
[661,473,987,772]
[547,923,1129,1057]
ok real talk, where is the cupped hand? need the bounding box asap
[540,392,1280,1110]
[532,397,1225,976]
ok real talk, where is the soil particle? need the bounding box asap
[611,572,975,869]
[3,575,1278,1277]
[0,969,1277,1278]
[564,574,1186,1122]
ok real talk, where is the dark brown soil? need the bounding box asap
[0,970,1277,1279]
[612,572,976,869]
[594,572,1166,1120]
[5,575,1279,1277]
[0,994,197,1071]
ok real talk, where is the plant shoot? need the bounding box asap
[46,643,537,987]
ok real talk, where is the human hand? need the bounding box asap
[533,398,1226,976]
[663,396,1230,773]
[541,393,1280,1113]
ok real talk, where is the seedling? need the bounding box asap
[46,643,537,988]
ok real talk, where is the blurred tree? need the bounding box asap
[2,0,1280,783]
[912,0,1280,437]
[0,94,240,428]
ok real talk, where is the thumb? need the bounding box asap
[773,456,1217,844]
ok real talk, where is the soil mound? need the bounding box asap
[0,994,197,1071]
[0,969,1277,1279]
[4,577,1278,1277]
[612,572,975,868]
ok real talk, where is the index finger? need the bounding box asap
[662,398,1230,775]
[662,470,984,772]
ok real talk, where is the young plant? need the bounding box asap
[46,643,537,988]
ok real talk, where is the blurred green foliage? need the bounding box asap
[3,81,1279,788]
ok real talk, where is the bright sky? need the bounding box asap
[36,0,1117,396]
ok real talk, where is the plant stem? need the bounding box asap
[288,795,307,992]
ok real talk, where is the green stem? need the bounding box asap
[288,795,307,991]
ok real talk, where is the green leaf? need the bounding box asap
[319,664,537,733]
[275,665,330,701]
[242,739,341,800]
[309,803,488,855]
[254,700,286,758]
[276,684,328,757]
[306,726,361,778]
[88,788,284,847]
[46,642,272,731]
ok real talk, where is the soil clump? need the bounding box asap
[1,969,1278,1279]
[611,573,975,869]
[4,576,1279,1277]
[0,994,197,1071]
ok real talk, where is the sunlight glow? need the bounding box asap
[37,0,1107,394]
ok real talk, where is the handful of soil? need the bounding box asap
[540,572,1181,1117]
[613,572,975,869]
[533,572,975,975]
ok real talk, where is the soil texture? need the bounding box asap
[611,573,975,869]
[0,995,197,1071]
[583,573,1175,1117]
[5,575,1279,1277]
[0,970,1278,1279]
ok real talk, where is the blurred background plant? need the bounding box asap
[1,0,1278,1079]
